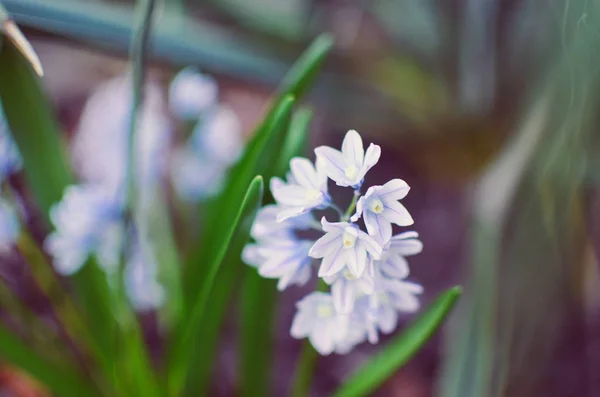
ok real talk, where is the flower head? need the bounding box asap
[309,218,382,278]
[242,205,314,290]
[271,158,329,222]
[45,185,124,275]
[323,268,374,314]
[169,67,218,120]
[351,179,413,243]
[315,130,380,188]
[377,231,423,278]
[290,292,351,355]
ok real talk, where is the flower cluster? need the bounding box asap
[169,67,243,200]
[243,130,423,355]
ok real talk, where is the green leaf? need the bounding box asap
[0,27,118,391]
[0,30,73,218]
[0,324,96,397]
[275,107,313,175]
[239,107,313,397]
[168,176,264,396]
[333,287,462,397]
[276,33,333,100]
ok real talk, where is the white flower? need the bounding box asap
[351,179,413,243]
[72,75,171,197]
[0,102,22,182]
[315,129,380,188]
[242,205,314,290]
[271,158,329,222]
[323,268,374,313]
[171,145,226,201]
[0,198,19,252]
[376,231,423,279]
[309,217,382,278]
[290,292,351,355]
[125,238,165,311]
[45,185,124,275]
[192,105,243,166]
[169,67,218,120]
[364,275,423,343]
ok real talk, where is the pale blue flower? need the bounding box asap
[0,103,22,182]
[171,145,226,200]
[271,158,329,222]
[376,231,423,279]
[125,238,165,311]
[169,67,218,120]
[290,292,351,355]
[323,268,374,314]
[242,205,315,290]
[45,185,124,275]
[351,179,413,243]
[309,217,382,278]
[315,129,380,189]
[191,105,243,166]
[72,75,171,197]
[0,198,20,252]
[363,274,423,343]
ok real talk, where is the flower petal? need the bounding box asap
[357,231,383,260]
[332,279,355,313]
[290,157,319,189]
[381,255,409,278]
[309,232,341,258]
[378,179,410,201]
[350,196,365,222]
[315,146,348,186]
[341,130,364,168]
[318,245,346,277]
[389,236,423,256]
[382,200,414,226]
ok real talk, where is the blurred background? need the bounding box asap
[2,0,600,396]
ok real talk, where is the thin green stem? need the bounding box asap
[342,190,361,221]
[289,280,327,397]
[290,341,319,397]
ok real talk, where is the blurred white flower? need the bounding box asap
[45,185,124,275]
[191,105,243,166]
[0,102,22,183]
[171,146,225,200]
[169,67,218,120]
[72,75,172,197]
[0,198,20,252]
[290,292,350,355]
[377,231,423,279]
[125,238,165,311]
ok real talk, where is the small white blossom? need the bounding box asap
[0,198,19,252]
[351,179,413,243]
[271,158,329,222]
[169,67,218,120]
[125,238,165,311]
[309,218,382,278]
[242,205,314,290]
[290,292,351,355]
[192,105,243,166]
[364,274,423,343]
[45,185,124,275]
[315,129,380,188]
[377,231,423,279]
[323,268,374,314]
[171,146,226,200]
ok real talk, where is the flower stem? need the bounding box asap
[289,280,327,397]
[290,341,319,397]
[342,190,361,221]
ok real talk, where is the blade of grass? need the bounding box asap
[168,176,264,396]
[333,287,462,397]
[240,108,314,397]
